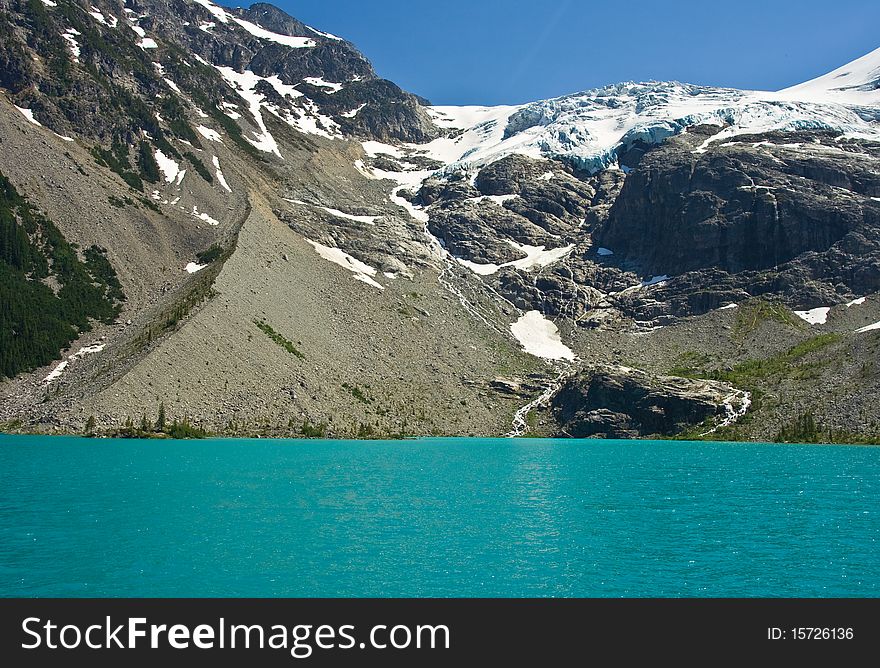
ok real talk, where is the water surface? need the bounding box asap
[1,435,877,597]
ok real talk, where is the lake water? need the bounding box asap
[0,435,877,597]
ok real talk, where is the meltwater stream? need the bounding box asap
[0,435,877,597]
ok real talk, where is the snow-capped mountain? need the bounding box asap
[1,0,879,442]
[780,45,880,104]
[393,50,880,176]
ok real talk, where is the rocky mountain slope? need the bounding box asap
[1,0,878,442]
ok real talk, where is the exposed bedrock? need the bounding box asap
[547,364,741,439]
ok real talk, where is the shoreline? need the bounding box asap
[1,430,877,448]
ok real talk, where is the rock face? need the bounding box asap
[595,130,880,316]
[548,365,738,438]
[422,155,598,265]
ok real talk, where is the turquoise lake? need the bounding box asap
[0,435,877,597]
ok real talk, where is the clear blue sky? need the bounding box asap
[259,1,880,105]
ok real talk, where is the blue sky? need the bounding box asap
[264,0,880,105]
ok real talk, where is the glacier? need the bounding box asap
[404,47,880,176]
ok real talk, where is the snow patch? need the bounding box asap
[196,125,222,142]
[510,311,576,362]
[615,274,670,296]
[88,9,107,25]
[353,159,373,178]
[216,67,285,157]
[856,320,880,334]
[597,247,614,256]
[138,38,158,49]
[341,103,367,118]
[303,77,343,93]
[217,67,338,143]
[88,7,116,27]
[62,29,81,61]
[719,303,739,311]
[44,344,106,384]
[185,262,207,274]
[320,206,377,225]
[162,78,181,93]
[154,149,181,184]
[232,17,316,48]
[458,242,574,276]
[306,240,384,290]
[794,307,831,325]
[362,140,405,159]
[267,97,340,139]
[417,105,525,166]
[846,297,867,307]
[305,25,342,41]
[466,194,518,206]
[641,275,669,287]
[212,155,231,192]
[191,206,220,226]
[14,106,41,126]
[191,0,230,23]
[41,0,57,6]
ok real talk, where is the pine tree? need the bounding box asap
[137,141,160,183]
[156,402,166,432]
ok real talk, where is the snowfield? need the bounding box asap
[44,344,106,384]
[306,240,384,291]
[405,48,880,178]
[795,307,832,325]
[196,125,222,142]
[458,242,574,276]
[231,16,316,49]
[510,311,576,362]
[154,149,181,183]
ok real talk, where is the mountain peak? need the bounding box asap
[780,45,880,104]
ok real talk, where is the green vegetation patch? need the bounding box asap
[196,245,224,265]
[137,141,161,184]
[671,333,842,387]
[254,320,305,360]
[0,171,125,379]
[96,403,210,440]
[732,299,802,342]
[91,142,144,192]
[774,411,880,445]
[300,420,328,438]
[342,382,371,405]
[184,152,213,184]
[107,195,136,209]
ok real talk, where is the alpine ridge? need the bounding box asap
[1,0,879,443]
